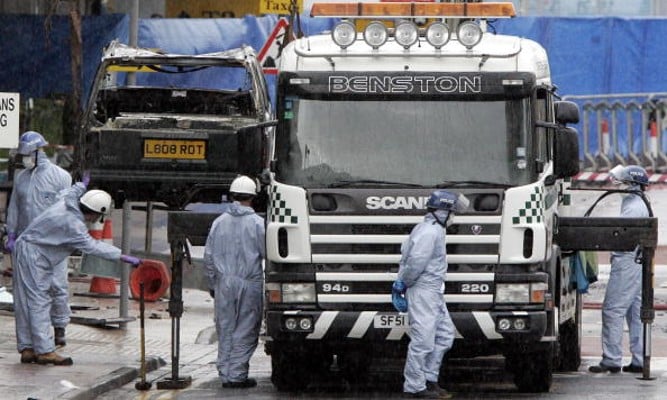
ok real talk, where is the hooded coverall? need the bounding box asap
[13,183,122,355]
[7,151,72,331]
[203,202,265,383]
[600,190,649,369]
[398,212,455,394]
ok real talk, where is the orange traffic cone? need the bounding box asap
[88,219,117,295]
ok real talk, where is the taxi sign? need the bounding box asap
[143,139,206,160]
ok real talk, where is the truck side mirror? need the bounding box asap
[554,127,580,178]
[554,101,579,125]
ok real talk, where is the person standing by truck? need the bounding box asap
[203,175,265,388]
[5,131,72,347]
[394,189,468,399]
[589,165,650,374]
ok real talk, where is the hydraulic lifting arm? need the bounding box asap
[555,216,658,380]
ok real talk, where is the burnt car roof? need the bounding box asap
[101,40,258,66]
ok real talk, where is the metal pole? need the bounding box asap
[639,246,656,380]
[127,0,139,86]
[157,238,192,389]
[145,201,153,255]
[119,200,131,329]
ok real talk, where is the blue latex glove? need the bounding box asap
[392,291,408,313]
[392,280,408,312]
[82,171,91,187]
[4,232,15,253]
[392,279,407,295]
[120,254,142,266]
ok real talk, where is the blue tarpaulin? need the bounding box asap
[3,15,667,100]
[2,14,667,156]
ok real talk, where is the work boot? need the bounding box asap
[426,381,452,399]
[403,389,442,399]
[54,327,66,347]
[622,364,643,373]
[36,351,73,366]
[20,348,36,364]
[222,378,257,388]
[588,363,620,373]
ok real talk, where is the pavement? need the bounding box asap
[0,272,226,400]
[2,256,667,399]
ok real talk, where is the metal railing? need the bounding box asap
[563,93,667,173]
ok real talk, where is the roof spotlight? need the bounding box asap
[457,21,483,49]
[394,21,419,49]
[363,21,388,49]
[332,21,357,49]
[426,22,450,49]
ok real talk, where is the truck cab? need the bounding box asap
[263,2,582,392]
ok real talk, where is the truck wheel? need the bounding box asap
[271,348,307,391]
[556,318,581,371]
[270,347,333,391]
[338,351,370,384]
[508,346,554,393]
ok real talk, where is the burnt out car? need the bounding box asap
[78,40,274,208]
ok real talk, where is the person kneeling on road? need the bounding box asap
[13,177,142,366]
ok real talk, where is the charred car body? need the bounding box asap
[78,40,273,208]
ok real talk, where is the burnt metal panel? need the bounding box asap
[555,217,657,251]
[167,211,220,246]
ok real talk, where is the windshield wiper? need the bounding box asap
[329,179,425,188]
[437,180,512,189]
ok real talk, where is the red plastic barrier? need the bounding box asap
[129,259,171,302]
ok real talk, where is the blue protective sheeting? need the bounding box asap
[5,15,667,100]
[3,14,667,157]
[0,14,128,99]
[493,17,667,96]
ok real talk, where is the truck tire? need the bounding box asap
[270,346,333,391]
[507,346,554,393]
[558,294,582,372]
[271,348,308,391]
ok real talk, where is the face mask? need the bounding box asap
[432,209,451,227]
[22,154,35,169]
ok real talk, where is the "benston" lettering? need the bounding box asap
[329,75,481,94]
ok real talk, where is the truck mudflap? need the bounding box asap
[266,310,549,343]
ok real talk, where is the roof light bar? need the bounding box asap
[311,2,516,19]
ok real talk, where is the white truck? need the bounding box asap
[262,1,583,392]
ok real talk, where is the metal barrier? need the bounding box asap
[564,93,667,173]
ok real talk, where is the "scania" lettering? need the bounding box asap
[329,75,481,94]
[366,196,430,210]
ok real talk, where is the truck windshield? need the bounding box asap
[276,97,534,188]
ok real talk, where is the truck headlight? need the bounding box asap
[332,21,357,49]
[495,283,548,304]
[282,283,316,303]
[496,283,529,303]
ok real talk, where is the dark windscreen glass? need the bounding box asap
[276,98,533,187]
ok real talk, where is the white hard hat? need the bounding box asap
[80,189,113,214]
[230,175,257,195]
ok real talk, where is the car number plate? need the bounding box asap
[143,139,206,160]
[373,314,408,329]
